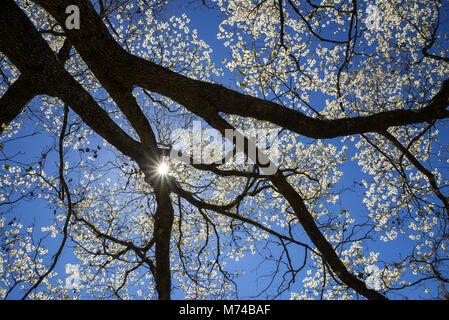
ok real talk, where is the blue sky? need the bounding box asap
[177,2,449,299]
[1,0,449,300]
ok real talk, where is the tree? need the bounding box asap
[0,0,448,300]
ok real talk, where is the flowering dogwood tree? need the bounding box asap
[0,0,448,300]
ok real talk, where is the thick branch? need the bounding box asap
[153,184,174,300]
[171,110,388,299]
[0,0,175,300]
[0,77,37,135]
[34,0,449,140]
[0,0,147,163]
[0,36,71,136]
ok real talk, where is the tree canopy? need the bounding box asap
[0,0,449,300]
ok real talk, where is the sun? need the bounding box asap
[157,162,169,176]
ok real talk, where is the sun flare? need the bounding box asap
[157,162,169,175]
